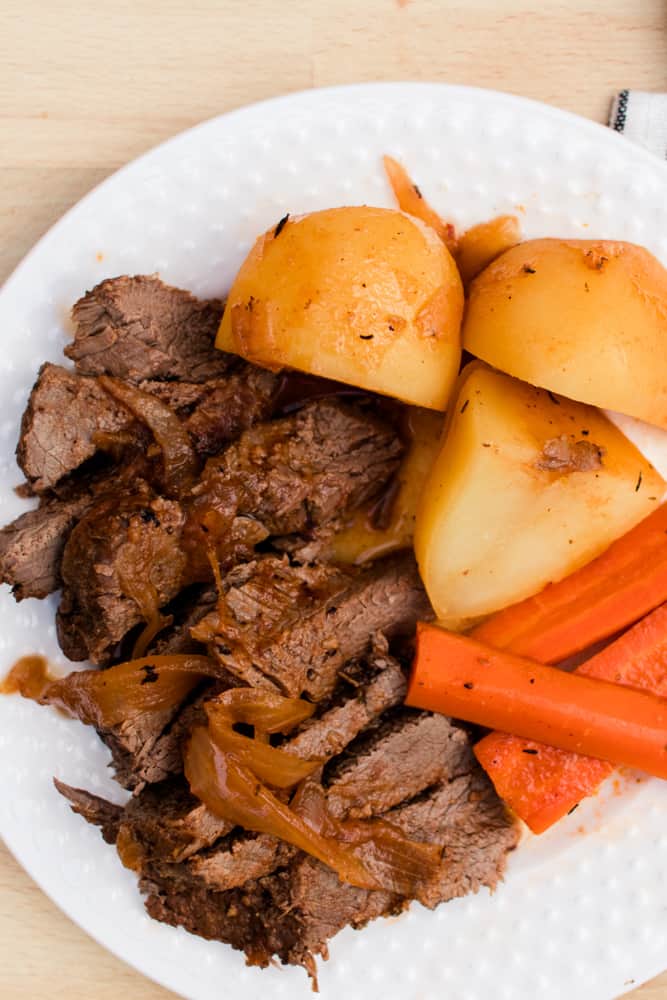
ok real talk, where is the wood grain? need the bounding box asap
[1,0,666,996]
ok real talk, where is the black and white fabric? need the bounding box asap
[609,90,667,159]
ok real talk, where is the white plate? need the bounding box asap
[1,83,667,1000]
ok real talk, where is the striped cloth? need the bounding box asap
[609,90,667,159]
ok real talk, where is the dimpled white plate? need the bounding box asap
[1,83,667,1000]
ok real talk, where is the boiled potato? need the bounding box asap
[217,206,464,410]
[329,407,445,564]
[463,239,667,428]
[414,361,664,625]
[455,214,521,287]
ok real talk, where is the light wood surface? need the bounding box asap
[1,1,666,997]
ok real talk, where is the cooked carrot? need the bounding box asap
[405,622,667,781]
[475,602,667,832]
[383,155,457,253]
[471,503,667,664]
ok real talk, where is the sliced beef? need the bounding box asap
[17,362,279,495]
[386,769,520,908]
[118,779,232,863]
[325,710,472,819]
[140,761,518,979]
[53,398,401,665]
[192,556,353,690]
[189,399,403,551]
[180,654,408,893]
[151,587,218,656]
[284,653,407,761]
[186,834,294,893]
[142,857,402,983]
[54,778,124,844]
[105,675,230,792]
[56,687,518,980]
[199,552,431,699]
[17,363,135,493]
[99,703,186,791]
[95,590,223,791]
[67,275,229,383]
[0,491,91,599]
[53,776,232,867]
[144,366,278,458]
[57,491,187,664]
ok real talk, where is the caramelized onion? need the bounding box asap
[116,824,145,872]
[206,688,316,734]
[185,726,376,889]
[205,694,320,789]
[99,376,199,496]
[5,654,218,728]
[292,777,442,899]
[208,721,321,789]
[185,724,442,896]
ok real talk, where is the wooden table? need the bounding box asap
[2,1,667,996]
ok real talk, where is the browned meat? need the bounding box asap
[325,711,472,819]
[53,399,401,666]
[386,770,520,908]
[119,779,232,863]
[55,679,518,979]
[284,653,407,761]
[66,275,229,383]
[77,653,409,877]
[17,363,135,493]
[186,834,294,892]
[145,367,278,458]
[105,675,228,792]
[151,588,218,656]
[177,654,409,892]
[57,491,188,664]
[99,704,187,790]
[200,552,431,699]
[0,492,92,599]
[140,760,518,979]
[16,362,279,495]
[141,858,402,982]
[163,706,471,895]
[190,398,403,545]
[54,779,124,844]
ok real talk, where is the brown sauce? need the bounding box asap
[0,654,55,700]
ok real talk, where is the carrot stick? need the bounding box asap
[405,622,667,781]
[471,503,667,664]
[383,155,458,253]
[475,602,667,832]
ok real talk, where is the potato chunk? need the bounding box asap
[455,214,520,286]
[217,206,463,410]
[463,239,667,429]
[414,362,664,625]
